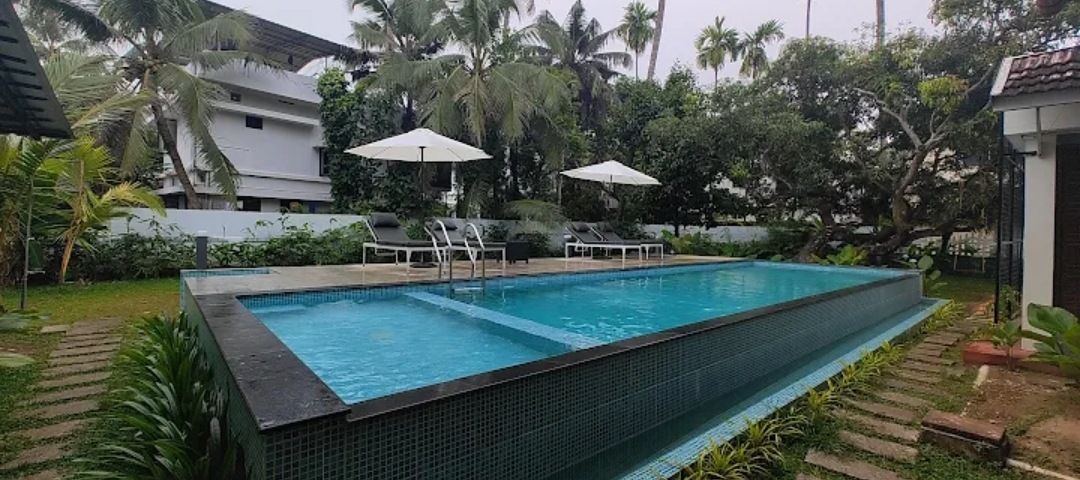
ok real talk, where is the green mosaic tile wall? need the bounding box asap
[249,275,921,479]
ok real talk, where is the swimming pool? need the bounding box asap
[190,259,930,480]
[243,262,898,405]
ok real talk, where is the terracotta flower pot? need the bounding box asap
[1037,0,1068,15]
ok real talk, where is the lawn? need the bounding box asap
[1,278,179,325]
[935,274,995,305]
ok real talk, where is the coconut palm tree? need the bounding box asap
[805,0,812,38]
[530,0,631,128]
[37,0,261,209]
[646,0,666,81]
[876,0,886,46]
[739,20,785,80]
[617,1,656,79]
[377,0,569,146]
[18,5,91,59]
[694,17,739,85]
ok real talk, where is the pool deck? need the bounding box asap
[184,255,738,297]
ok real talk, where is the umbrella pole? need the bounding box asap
[413,146,438,269]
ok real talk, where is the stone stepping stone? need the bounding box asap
[15,419,88,442]
[48,351,113,367]
[42,361,109,377]
[844,399,917,423]
[37,371,111,390]
[905,354,955,366]
[804,450,902,480]
[874,391,933,409]
[0,442,70,471]
[49,343,119,359]
[835,409,920,443]
[58,335,121,350]
[839,430,919,463]
[924,334,962,346]
[900,361,945,374]
[23,469,63,480]
[24,384,107,406]
[912,342,947,353]
[894,370,942,385]
[39,325,68,334]
[66,318,121,336]
[796,474,824,480]
[946,324,981,334]
[884,378,940,396]
[25,399,99,420]
[58,332,112,342]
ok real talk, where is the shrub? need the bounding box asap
[1022,304,1080,383]
[78,313,244,479]
[514,231,557,257]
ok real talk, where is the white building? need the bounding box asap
[158,1,355,212]
[993,46,1080,331]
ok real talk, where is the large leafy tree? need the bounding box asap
[738,20,785,80]
[530,0,630,129]
[694,17,739,85]
[616,1,656,79]
[42,0,262,209]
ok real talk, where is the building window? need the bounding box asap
[318,148,331,177]
[230,92,242,102]
[245,115,263,130]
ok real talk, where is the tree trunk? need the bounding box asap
[635,52,640,79]
[876,0,886,47]
[151,102,200,209]
[796,203,834,262]
[713,67,718,86]
[646,0,666,81]
[59,235,76,282]
[805,0,812,39]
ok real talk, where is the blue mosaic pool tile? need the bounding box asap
[404,292,601,352]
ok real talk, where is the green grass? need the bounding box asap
[934,275,995,304]
[1,278,179,325]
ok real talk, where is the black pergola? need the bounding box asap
[0,0,72,139]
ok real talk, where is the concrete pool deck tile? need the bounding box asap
[893,370,942,384]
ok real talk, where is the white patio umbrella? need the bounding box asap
[560,160,661,186]
[345,128,491,164]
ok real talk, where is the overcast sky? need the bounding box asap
[218,0,937,82]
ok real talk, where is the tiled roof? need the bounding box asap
[996,46,1080,97]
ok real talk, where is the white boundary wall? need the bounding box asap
[108,209,770,243]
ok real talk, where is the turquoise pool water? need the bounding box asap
[449,264,892,343]
[250,298,555,403]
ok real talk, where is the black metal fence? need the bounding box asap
[995,139,1025,322]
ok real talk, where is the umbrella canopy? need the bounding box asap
[345,128,491,163]
[560,161,661,186]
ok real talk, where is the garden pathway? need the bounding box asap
[800,312,988,480]
[0,319,122,479]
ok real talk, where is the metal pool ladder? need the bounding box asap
[431,220,487,294]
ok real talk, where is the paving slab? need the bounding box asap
[900,361,946,374]
[883,378,940,396]
[796,474,824,480]
[0,443,70,471]
[37,371,111,390]
[835,409,921,443]
[42,361,109,378]
[924,334,962,346]
[24,384,107,405]
[908,348,944,359]
[894,370,942,385]
[57,335,121,349]
[838,430,919,463]
[912,342,947,353]
[804,450,902,480]
[845,399,918,423]
[65,318,121,336]
[873,391,933,409]
[905,354,956,366]
[49,343,119,359]
[25,399,100,420]
[39,325,68,334]
[15,419,89,442]
[22,469,64,480]
[56,332,111,342]
[48,351,113,367]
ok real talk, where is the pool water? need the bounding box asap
[449,264,890,343]
[251,297,554,403]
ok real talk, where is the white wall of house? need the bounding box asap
[157,62,331,210]
[1001,103,1080,341]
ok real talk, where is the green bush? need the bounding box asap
[1023,304,1080,383]
[78,313,244,479]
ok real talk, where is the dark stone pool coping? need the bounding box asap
[186,260,920,432]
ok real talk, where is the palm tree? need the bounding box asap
[377,0,569,146]
[18,5,91,59]
[694,17,739,85]
[41,0,261,209]
[876,0,886,47]
[531,0,631,128]
[617,1,656,79]
[646,0,666,81]
[739,20,785,80]
[348,0,446,129]
[805,0,812,38]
